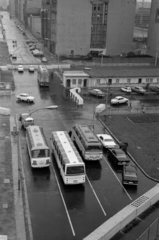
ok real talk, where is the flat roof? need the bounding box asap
[83,66,159,78]
[63,70,89,77]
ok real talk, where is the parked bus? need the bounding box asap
[51,131,85,185]
[37,65,49,87]
[69,124,103,161]
[26,125,51,168]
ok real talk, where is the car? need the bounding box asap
[29,45,37,51]
[10,50,14,57]
[110,96,129,105]
[28,65,35,72]
[12,53,17,59]
[122,164,138,186]
[107,148,130,165]
[28,43,36,47]
[97,134,117,149]
[121,86,132,93]
[88,89,105,97]
[32,49,40,56]
[19,113,34,129]
[131,86,146,95]
[16,93,35,103]
[41,57,47,63]
[17,65,24,72]
[38,51,44,57]
[26,40,35,45]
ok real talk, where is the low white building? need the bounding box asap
[62,67,159,89]
[62,71,89,88]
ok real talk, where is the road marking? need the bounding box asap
[103,156,132,201]
[86,175,107,216]
[50,160,76,236]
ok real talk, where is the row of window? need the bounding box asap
[92,3,108,12]
[52,139,65,171]
[96,77,159,85]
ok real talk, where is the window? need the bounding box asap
[72,79,76,84]
[116,79,119,84]
[157,78,159,83]
[78,79,82,85]
[146,78,149,83]
[150,78,153,83]
[138,78,142,84]
[127,79,131,83]
[156,9,159,23]
[93,5,96,11]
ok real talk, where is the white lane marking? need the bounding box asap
[86,175,107,216]
[50,161,76,236]
[103,156,132,201]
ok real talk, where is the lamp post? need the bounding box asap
[17,105,58,190]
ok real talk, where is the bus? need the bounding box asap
[26,125,51,168]
[51,131,85,185]
[37,65,49,87]
[69,124,103,161]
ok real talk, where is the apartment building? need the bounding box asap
[41,0,136,56]
[147,0,159,58]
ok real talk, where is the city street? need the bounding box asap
[1,10,159,240]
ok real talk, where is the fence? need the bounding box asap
[100,106,159,115]
[137,217,159,240]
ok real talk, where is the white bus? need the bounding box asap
[51,131,85,185]
[26,125,51,168]
[37,65,49,87]
[69,124,103,161]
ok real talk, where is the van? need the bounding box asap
[19,113,34,129]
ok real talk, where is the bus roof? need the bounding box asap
[52,131,84,165]
[27,125,49,150]
[75,124,101,145]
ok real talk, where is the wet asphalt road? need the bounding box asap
[10,71,156,240]
[1,11,159,240]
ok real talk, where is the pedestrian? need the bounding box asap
[141,103,144,113]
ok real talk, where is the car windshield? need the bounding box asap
[87,145,102,151]
[117,153,126,158]
[104,139,114,142]
[125,171,137,177]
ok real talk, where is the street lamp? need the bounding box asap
[26,105,58,119]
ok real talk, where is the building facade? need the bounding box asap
[23,0,42,26]
[42,0,136,57]
[8,0,15,16]
[147,0,159,58]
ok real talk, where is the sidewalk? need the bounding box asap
[0,114,31,240]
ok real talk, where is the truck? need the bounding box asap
[37,65,49,87]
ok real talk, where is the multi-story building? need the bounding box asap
[24,0,42,26]
[147,0,159,58]
[8,0,15,16]
[42,0,136,56]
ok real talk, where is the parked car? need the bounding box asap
[121,86,132,93]
[131,86,146,95]
[41,57,47,63]
[29,45,37,51]
[26,40,35,45]
[122,164,138,186]
[107,148,130,165]
[32,49,40,57]
[19,113,34,129]
[17,65,24,72]
[12,53,17,59]
[28,65,35,72]
[16,93,35,103]
[88,89,105,97]
[97,134,117,149]
[111,96,129,105]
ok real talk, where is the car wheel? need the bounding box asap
[17,98,21,102]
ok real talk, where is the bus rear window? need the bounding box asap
[66,166,85,175]
[87,145,102,151]
[32,149,50,158]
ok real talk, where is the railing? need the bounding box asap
[137,217,159,240]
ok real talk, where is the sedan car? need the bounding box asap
[97,134,117,149]
[122,164,138,186]
[88,89,105,97]
[108,148,130,165]
[16,93,35,103]
[41,57,47,63]
[17,65,24,73]
[121,86,132,93]
[28,65,35,73]
[111,96,129,105]
[131,86,146,95]
[12,53,17,59]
